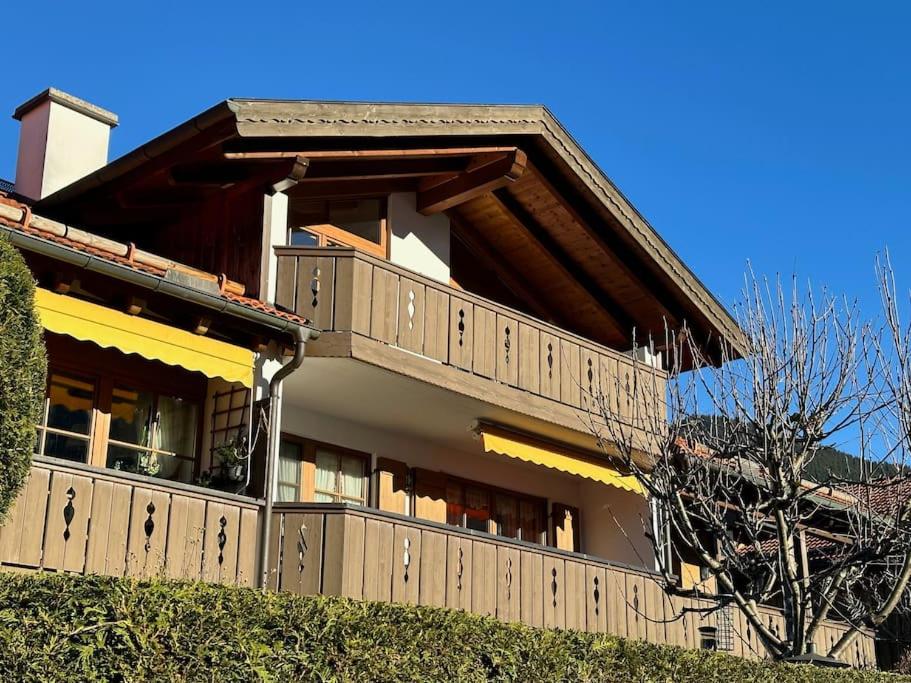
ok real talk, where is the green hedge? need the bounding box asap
[0,234,46,520]
[0,573,905,682]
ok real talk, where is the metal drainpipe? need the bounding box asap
[258,325,317,589]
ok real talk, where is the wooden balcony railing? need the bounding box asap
[274,247,667,438]
[267,503,876,667]
[0,457,261,586]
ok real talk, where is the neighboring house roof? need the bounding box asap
[0,194,310,331]
[0,178,13,194]
[840,479,911,517]
[739,531,847,559]
[34,99,746,363]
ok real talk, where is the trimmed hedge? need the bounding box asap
[0,234,46,520]
[0,573,905,682]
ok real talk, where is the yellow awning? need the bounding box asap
[480,428,646,496]
[36,288,254,387]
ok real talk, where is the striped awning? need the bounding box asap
[480,426,646,496]
[36,288,254,387]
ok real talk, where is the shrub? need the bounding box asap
[0,235,46,520]
[0,572,905,683]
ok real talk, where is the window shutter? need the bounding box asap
[551,503,579,552]
[375,457,409,514]
[299,442,316,501]
[412,468,447,523]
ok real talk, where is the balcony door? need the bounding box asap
[277,435,369,505]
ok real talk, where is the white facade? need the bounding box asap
[388,192,451,283]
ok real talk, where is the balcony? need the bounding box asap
[0,457,260,585]
[0,459,877,667]
[267,503,876,668]
[274,246,666,446]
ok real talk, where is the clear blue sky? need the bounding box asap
[2,1,909,312]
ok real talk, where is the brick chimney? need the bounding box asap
[13,88,118,200]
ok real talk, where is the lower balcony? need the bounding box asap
[266,502,877,668]
[0,459,878,668]
[0,457,260,585]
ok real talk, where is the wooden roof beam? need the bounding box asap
[490,188,638,340]
[301,156,469,181]
[417,150,527,215]
[527,159,680,329]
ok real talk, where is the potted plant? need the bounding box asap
[214,435,248,482]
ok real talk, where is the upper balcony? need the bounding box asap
[274,245,666,447]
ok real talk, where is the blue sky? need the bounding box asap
[2,1,909,313]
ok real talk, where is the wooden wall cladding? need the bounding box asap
[269,504,877,668]
[0,459,260,587]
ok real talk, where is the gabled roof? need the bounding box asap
[0,194,311,333]
[36,99,745,361]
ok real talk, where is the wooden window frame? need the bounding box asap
[39,335,206,481]
[35,370,99,464]
[279,433,370,505]
[287,197,389,259]
[440,472,548,545]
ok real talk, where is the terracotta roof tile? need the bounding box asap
[0,194,310,329]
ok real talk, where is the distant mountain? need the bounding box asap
[804,446,901,483]
[683,415,900,484]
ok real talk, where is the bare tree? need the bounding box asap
[592,263,911,663]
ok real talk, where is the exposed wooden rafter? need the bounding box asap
[489,188,638,340]
[300,156,469,182]
[417,150,527,215]
[285,177,418,198]
[448,213,562,325]
[527,159,680,329]
[124,295,146,316]
[192,316,212,335]
[270,156,310,194]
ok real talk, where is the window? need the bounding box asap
[445,477,547,544]
[34,343,203,484]
[35,371,97,463]
[277,436,369,505]
[106,386,199,483]
[277,440,303,502]
[288,198,387,257]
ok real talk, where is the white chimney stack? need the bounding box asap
[12,88,118,200]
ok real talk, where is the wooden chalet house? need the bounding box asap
[0,89,876,667]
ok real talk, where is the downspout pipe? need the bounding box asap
[258,324,317,589]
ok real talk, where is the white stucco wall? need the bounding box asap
[579,480,656,568]
[388,192,451,283]
[259,192,288,304]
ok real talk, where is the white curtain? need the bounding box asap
[314,450,337,502]
[340,455,363,501]
[156,395,198,456]
[277,442,301,502]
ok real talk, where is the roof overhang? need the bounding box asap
[36,99,745,364]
